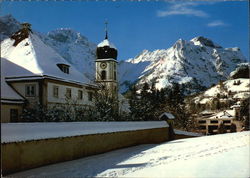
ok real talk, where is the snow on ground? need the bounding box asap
[203,85,226,97]
[174,129,203,136]
[204,78,250,97]
[8,131,250,178]
[225,78,249,93]
[195,78,250,104]
[1,121,168,143]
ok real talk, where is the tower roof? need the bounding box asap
[96,21,118,60]
[97,39,116,49]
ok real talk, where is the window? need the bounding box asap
[78,90,83,100]
[223,120,231,124]
[25,84,36,97]
[114,71,117,80]
[199,126,206,130]
[57,64,70,74]
[66,88,71,99]
[198,120,206,124]
[88,92,93,101]
[210,120,218,124]
[114,63,116,70]
[101,70,106,80]
[208,125,218,134]
[53,86,59,98]
[10,109,18,122]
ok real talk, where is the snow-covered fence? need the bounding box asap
[1,121,169,175]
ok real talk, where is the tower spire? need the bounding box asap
[105,20,108,39]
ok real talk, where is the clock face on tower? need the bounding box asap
[100,62,107,69]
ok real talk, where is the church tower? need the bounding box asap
[96,21,118,99]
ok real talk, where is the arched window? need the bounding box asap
[101,70,106,80]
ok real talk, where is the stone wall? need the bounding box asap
[2,127,168,175]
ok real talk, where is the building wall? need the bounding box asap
[1,127,169,175]
[46,81,94,106]
[1,104,23,123]
[9,80,95,108]
[197,118,243,134]
[11,82,39,106]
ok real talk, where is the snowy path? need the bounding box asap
[9,131,250,178]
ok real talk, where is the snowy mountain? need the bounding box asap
[1,15,247,94]
[119,37,247,93]
[0,15,97,80]
[0,14,21,41]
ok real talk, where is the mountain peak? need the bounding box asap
[173,39,186,50]
[47,28,90,45]
[0,14,21,41]
[191,36,222,48]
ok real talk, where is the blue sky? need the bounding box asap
[1,1,249,60]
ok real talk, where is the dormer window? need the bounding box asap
[57,63,70,74]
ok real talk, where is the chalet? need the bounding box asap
[196,108,243,135]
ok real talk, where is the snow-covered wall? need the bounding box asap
[1,121,169,175]
[1,121,168,143]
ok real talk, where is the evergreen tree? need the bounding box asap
[128,85,144,120]
[240,97,250,130]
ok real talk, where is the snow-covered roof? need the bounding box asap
[1,59,25,103]
[97,39,116,49]
[208,110,235,120]
[159,112,175,120]
[1,33,95,87]
[230,104,241,109]
[200,110,215,115]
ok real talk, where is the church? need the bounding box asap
[1,22,124,123]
